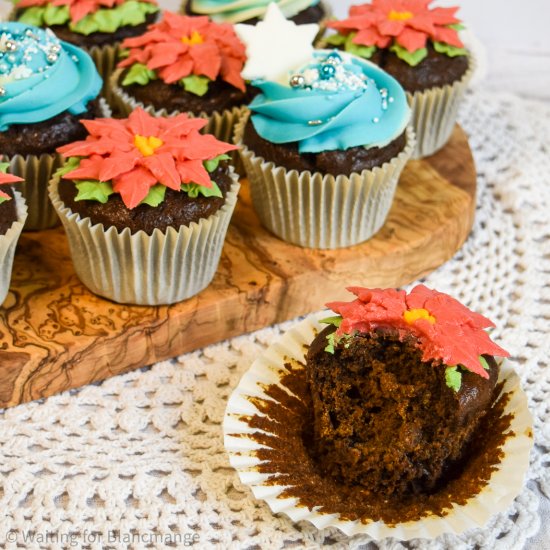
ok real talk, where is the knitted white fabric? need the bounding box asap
[0,90,549,549]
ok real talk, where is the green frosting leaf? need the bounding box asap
[479,355,490,371]
[390,44,428,66]
[66,1,158,36]
[180,75,210,97]
[449,23,466,31]
[181,181,223,199]
[0,162,10,174]
[445,366,462,392]
[324,332,338,354]
[345,32,376,59]
[74,180,115,203]
[324,33,347,46]
[122,63,157,86]
[203,154,230,173]
[54,157,81,179]
[140,184,166,207]
[43,4,69,26]
[433,41,468,58]
[320,315,342,328]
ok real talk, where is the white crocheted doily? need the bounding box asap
[0,90,549,549]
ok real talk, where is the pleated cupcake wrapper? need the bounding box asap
[0,191,28,305]
[86,43,121,104]
[223,311,534,541]
[234,112,414,249]
[409,53,476,159]
[48,172,240,305]
[109,69,246,173]
[5,99,112,232]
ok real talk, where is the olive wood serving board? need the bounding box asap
[0,125,475,408]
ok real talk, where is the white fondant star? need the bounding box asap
[235,2,319,84]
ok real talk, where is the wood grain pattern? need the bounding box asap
[0,125,475,408]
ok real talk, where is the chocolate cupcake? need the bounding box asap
[12,0,160,97]
[110,11,255,146]
[308,285,509,496]
[0,164,27,305]
[325,0,474,158]
[183,0,327,25]
[0,22,103,229]
[49,107,240,305]
[234,41,413,248]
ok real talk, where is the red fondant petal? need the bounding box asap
[139,152,181,191]
[432,26,464,48]
[112,167,157,209]
[395,27,429,51]
[176,159,212,187]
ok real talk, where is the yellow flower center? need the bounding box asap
[388,9,413,21]
[403,308,436,325]
[181,30,204,46]
[134,134,163,157]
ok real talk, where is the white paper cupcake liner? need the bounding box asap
[409,53,476,159]
[48,171,240,305]
[224,311,534,540]
[0,190,28,305]
[234,112,415,249]
[5,98,112,231]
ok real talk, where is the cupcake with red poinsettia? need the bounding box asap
[0,164,27,305]
[49,107,240,305]
[324,0,474,158]
[12,0,160,97]
[110,11,255,144]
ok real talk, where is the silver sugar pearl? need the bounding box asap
[5,40,17,52]
[373,117,380,123]
[47,52,58,63]
[289,74,305,88]
[389,97,394,103]
[0,87,5,97]
[308,119,324,126]
[50,44,61,54]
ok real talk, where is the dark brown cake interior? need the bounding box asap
[0,99,102,157]
[242,119,407,176]
[0,186,17,236]
[119,71,259,116]
[12,12,158,48]
[183,0,326,25]
[306,325,499,497]
[58,163,233,235]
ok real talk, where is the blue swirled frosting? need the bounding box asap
[191,0,319,23]
[249,50,410,153]
[0,22,102,132]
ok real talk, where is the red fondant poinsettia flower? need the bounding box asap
[328,0,464,53]
[327,285,509,378]
[17,0,157,24]
[57,107,237,209]
[0,170,23,201]
[118,12,246,90]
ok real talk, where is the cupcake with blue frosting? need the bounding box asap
[0,22,103,229]
[234,43,414,248]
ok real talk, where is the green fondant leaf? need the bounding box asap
[70,14,100,35]
[319,315,342,328]
[91,9,122,33]
[479,355,490,371]
[43,4,70,26]
[54,157,81,179]
[0,197,8,205]
[122,63,157,86]
[180,75,210,96]
[140,184,166,207]
[433,41,468,57]
[74,180,114,203]
[16,6,49,27]
[324,32,347,46]
[448,23,466,31]
[445,366,462,392]
[390,44,428,66]
[181,181,223,198]
[0,162,10,174]
[203,154,230,173]
[345,32,376,59]
[324,332,337,354]
[117,0,158,25]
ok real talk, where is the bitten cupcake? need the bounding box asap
[49,107,240,305]
[12,0,159,95]
[110,12,255,145]
[234,11,413,249]
[183,0,327,25]
[325,0,473,158]
[0,22,103,229]
[0,164,27,305]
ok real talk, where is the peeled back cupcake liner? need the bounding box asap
[409,52,476,159]
[223,311,534,540]
[234,111,415,249]
[48,171,240,305]
[0,190,28,305]
[109,68,246,173]
[5,98,112,231]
